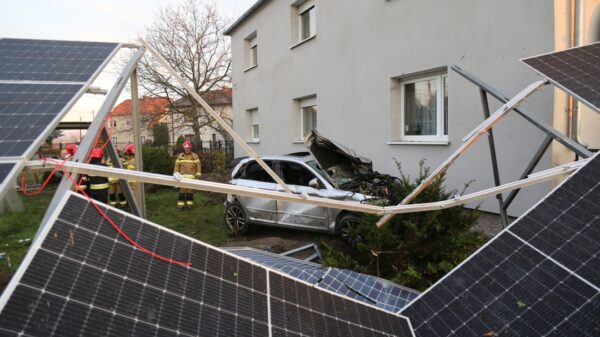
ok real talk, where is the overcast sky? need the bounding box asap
[1,0,256,42]
[1,0,256,128]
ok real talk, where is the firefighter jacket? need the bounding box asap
[106,158,124,184]
[85,163,109,191]
[174,152,201,179]
[124,157,138,183]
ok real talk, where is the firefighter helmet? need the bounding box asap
[90,148,104,159]
[183,141,192,150]
[124,144,135,156]
[65,144,78,156]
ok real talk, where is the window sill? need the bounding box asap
[290,35,316,49]
[246,140,260,144]
[292,140,304,144]
[387,140,450,146]
[244,64,258,72]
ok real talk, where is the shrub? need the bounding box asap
[153,123,169,146]
[142,146,174,176]
[321,160,485,291]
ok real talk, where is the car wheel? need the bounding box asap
[224,202,250,235]
[337,213,363,247]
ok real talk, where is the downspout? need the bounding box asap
[568,0,587,154]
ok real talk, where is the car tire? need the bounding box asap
[337,213,363,247]
[224,202,250,235]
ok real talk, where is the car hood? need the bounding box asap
[304,130,373,182]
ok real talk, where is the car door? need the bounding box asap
[276,161,329,229]
[232,160,278,224]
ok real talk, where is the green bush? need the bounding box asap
[153,123,169,146]
[175,135,185,154]
[142,146,174,176]
[321,160,485,291]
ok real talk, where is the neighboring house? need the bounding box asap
[109,96,172,148]
[224,0,600,216]
[166,87,233,145]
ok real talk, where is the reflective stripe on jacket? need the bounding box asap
[174,152,201,178]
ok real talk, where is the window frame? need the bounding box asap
[244,32,258,71]
[299,5,316,41]
[399,73,448,143]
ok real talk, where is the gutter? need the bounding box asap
[224,0,272,36]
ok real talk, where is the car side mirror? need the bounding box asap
[308,178,320,189]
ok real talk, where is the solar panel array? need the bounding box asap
[0,83,84,156]
[0,39,119,82]
[229,247,419,313]
[401,153,600,337]
[0,193,414,336]
[522,42,600,113]
[0,38,118,202]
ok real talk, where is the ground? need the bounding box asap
[0,183,502,292]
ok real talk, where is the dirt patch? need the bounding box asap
[222,226,341,253]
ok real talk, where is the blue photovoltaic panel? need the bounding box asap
[318,269,419,313]
[0,83,84,157]
[227,248,328,284]
[522,42,600,112]
[0,193,414,336]
[228,247,420,313]
[0,163,16,187]
[0,38,118,82]
[402,153,600,337]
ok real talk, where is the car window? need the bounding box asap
[281,161,317,187]
[239,160,275,183]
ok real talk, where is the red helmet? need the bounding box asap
[124,144,135,156]
[65,144,78,156]
[90,148,104,159]
[183,141,192,149]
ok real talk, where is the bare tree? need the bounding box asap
[138,0,232,144]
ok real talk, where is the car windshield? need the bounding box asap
[306,160,337,188]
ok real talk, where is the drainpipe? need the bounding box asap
[568,0,587,154]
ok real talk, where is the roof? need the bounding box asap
[224,0,272,36]
[172,87,232,109]
[110,96,172,117]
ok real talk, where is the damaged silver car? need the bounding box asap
[224,130,396,239]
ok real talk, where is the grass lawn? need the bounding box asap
[0,185,229,288]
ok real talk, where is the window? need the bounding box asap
[302,105,317,137]
[245,32,257,69]
[291,0,316,45]
[390,71,448,143]
[246,108,259,142]
[112,136,118,145]
[293,95,317,141]
[299,5,316,40]
[281,161,316,187]
[141,136,146,144]
[109,120,117,128]
[239,160,275,182]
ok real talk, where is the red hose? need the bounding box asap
[21,157,191,268]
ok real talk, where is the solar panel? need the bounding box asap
[0,38,119,82]
[522,42,600,113]
[0,162,17,187]
[227,247,328,283]
[401,153,600,337]
[318,269,419,314]
[0,193,414,336]
[228,247,420,313]
[0,83,84,157]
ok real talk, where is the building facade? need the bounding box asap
[225,0,600,216]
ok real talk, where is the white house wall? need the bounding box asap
[229,0,563,216]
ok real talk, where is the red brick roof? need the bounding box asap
[172,87,232,109]
[111,96,172,116]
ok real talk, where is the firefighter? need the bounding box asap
[86,148,109,204]
[106,150,126,208]
[174,141,201,210]
[123,144,138,197]
[63,144,87,193]
[64,144,78,160]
